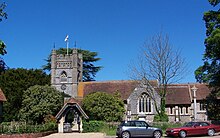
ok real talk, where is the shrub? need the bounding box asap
[82,120,104,132]
[152,122,183,133]
[0,121,57,134]
[153,114,168,122]
[82,92,125,122]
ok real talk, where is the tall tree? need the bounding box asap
[43,48,102,81]
[129,32,187,121]
[19,85,63,124]
[195,0,220,120]
[0,2,8,73]
[0,68,50,121]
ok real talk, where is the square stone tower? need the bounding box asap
[51,48,83,98]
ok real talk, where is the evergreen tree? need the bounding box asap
[0,2,8,73]
[0,68,50,121]
[195,0,220,120]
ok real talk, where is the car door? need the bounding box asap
[185,122,199,136]
[198,122,210,135]
[127,121,137,137]
[192,122,207,135]
[135,121,152,137]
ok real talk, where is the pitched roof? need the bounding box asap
[78,80,138,100]
[78,81,210,105]
[165,84,191,105]
[190,83,210,100]
[78,80,158,100]
[55,98,88,120]
[165,83,210,105]
[0,88,6,102]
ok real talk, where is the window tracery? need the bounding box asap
[138,93,152,113]
[60,71,67,82]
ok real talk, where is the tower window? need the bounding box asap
[60,71,67,82]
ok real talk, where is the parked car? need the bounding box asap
[166,121,220,138]
[116,120,162,138]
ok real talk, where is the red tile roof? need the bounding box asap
[165,84,191,105]
[78,81,210,105]
[79,80,159,100]
[79,80,139,100]
[191,83,210,100]
[65,97,79,104]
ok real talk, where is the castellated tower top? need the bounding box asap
[51,48,83,98]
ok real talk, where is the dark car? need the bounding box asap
[116,120,162,138]
[166,121,220,138]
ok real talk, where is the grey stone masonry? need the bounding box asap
[127,79,160,121]
[51,48,83,98]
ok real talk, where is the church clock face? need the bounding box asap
[61,84,67,90]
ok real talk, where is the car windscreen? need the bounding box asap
[183,122,201,127]
[120,121,135,127]
[183,122,194,127]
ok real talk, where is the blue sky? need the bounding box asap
[0,0,216,83]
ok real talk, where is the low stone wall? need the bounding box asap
[0,131,55,138]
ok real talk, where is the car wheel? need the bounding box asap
[179,130,187,138]
[208,129,215,136]
[153,130,162,138]
[121,131,130,138]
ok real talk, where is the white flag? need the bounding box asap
[64,35,69,42]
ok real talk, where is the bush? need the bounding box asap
[82,92,125,122]
[19,85,63,124]
[82,120,104,132]
[152,122,183,133]
[153,114,168,122]
[100,122,118,136]
[0,121,57,134]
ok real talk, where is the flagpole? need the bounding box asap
[67,40,69,55]
[65,35,69,55]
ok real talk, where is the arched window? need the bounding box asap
[138,93,152,113]
[60,71,67,82]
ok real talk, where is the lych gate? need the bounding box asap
[55,98,88,133]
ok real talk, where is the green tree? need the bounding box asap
[43,48,102,81]
[195,0,220,120]
[195,0,220,85]
[0,68,50,121]
[0,2,8,73]
[19,85,62,124]
[0,2,7,22]
[82,92,125,122]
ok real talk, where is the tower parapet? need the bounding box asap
[51,49,83,98]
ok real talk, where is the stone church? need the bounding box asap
[52,48,210,124]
